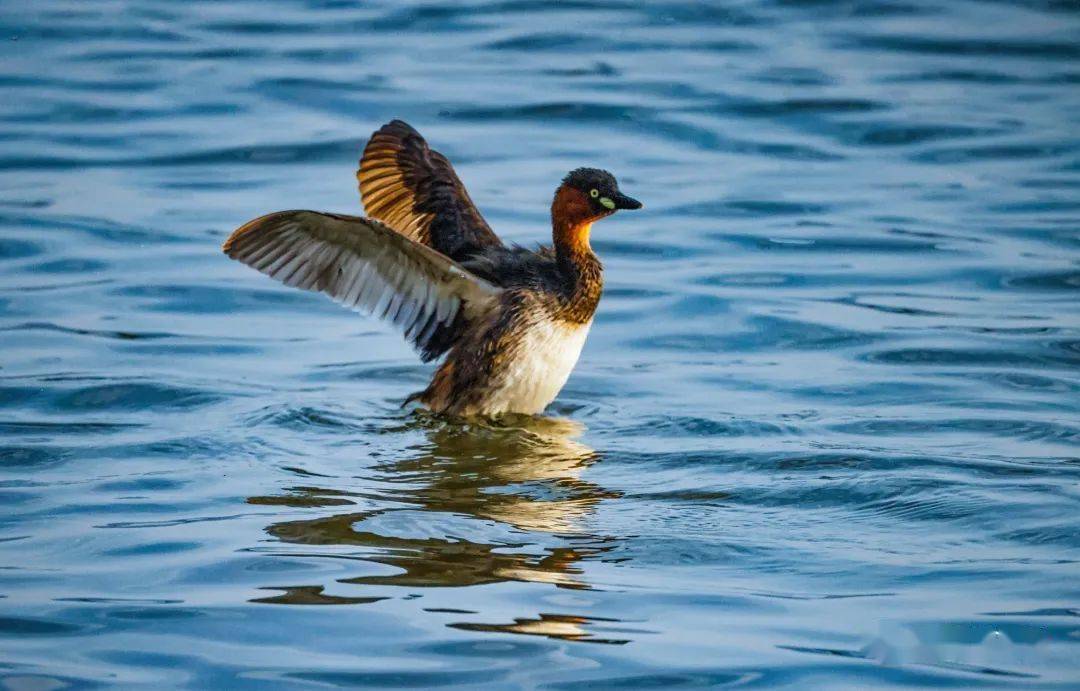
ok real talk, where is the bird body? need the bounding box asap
[223,120,640,417]
[425,308,593,417]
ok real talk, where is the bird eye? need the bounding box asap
[590,189,599,198]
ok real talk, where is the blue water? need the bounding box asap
[2,0,1079,687]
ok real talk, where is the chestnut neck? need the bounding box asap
[551,185,604,323]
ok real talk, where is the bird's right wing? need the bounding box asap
[358,120,503,262]
[223,210,503,361]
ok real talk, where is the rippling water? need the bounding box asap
[2,0,1079,687]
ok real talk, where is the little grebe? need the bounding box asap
[223,120,641,416]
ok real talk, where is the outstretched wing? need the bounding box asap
[357,120,503,263]
[223,210,502,362]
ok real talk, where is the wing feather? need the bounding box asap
[357,120,503,262]
[223,210,502,361]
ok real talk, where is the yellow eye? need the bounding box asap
[590,189,599,198]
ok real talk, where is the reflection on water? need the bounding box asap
[250,417,618,601]
[451,613,631,646]
[251,586,387,606]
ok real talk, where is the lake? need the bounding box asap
[1,0,1078,687]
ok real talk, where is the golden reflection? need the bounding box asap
[450,613,630,645]
[250,415,619,598]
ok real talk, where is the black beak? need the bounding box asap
[613,191,642,210]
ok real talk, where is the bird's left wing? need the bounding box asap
[358,120,503,262]
[223,210,502,361]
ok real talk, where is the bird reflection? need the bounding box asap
[451,613,630,645]
[250,415,619,596]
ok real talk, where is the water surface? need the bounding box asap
[1,0,1079,687]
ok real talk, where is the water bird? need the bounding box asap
[223,120,641,416]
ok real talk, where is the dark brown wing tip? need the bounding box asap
[363,120,419,149]
[357,120,421,179]
[364,120,425,156]
[378,119,419,137]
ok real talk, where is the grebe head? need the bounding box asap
[553,168,642,226]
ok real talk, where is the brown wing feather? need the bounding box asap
[357,120,503,262]
[222,210,502,361]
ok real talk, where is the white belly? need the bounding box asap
[485,319,592,415]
